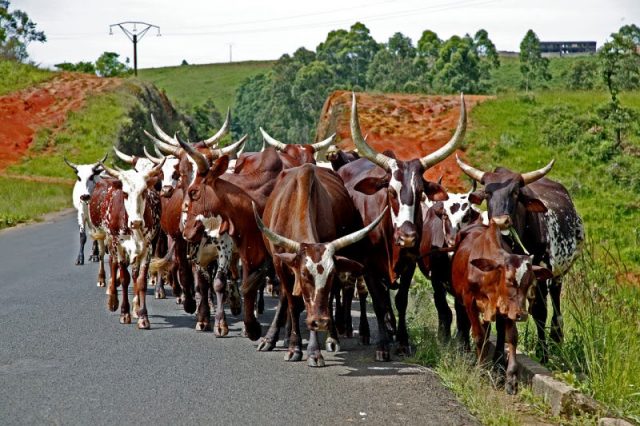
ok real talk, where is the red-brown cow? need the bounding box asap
[259,127,335,167]
[456,156,584,362]
[451,221,552,394]
[336,93,465,360]
[253,164,385,366]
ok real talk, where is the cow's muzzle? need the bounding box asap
[307,316,330,331]
[160,186,174,198]
[491,215,512,230]
[130,220,143,230]
[80,194,90,202]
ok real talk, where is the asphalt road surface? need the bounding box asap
[0,212,477,425]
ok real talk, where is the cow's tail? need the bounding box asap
[150,243,175,275]
[90,229,106,241]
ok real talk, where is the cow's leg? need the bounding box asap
[119,259,131,324]
[175,238,196,314]
[213,270,228,337]
[257,291,288,351]
[195,266,212,331]
[326,280,340,352]
[493,314,506,373]
[365,272,392,361]
[454,299,471,351]
[227,252,242,316]
[284,297,303,362]
[395,264,416,356]
[465,301,488,361]
[256,285,265,316]
[76,228,86,265]
[136,258,151,330]
[89,239,100,262]
[432,276,453,343]
[154,233,167,299]
[549,278,563,344]
[97,239,107,287]
[504,318,519,395]
[241,263,263,341]
[131,264,140,319]
[333,282,346,336]
[106,246,119,311]
[530,280,549,363]
[342,278,355,338]
[357,277,370,345]
[307,330,325,367]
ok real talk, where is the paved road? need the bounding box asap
[0,212,477,425]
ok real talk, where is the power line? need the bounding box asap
[109,21,161,76]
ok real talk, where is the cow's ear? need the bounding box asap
[519,193,547,212]
[532,265,553,281]
[471,258,500,272]
[423,179,448,201]
[354,176,389,194]
[334,256,364,274]
[275,252,298,270]
[468,190,486,205]
[219,219,235,236]
[208,155,229,180]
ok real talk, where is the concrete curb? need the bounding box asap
[486,340,634,424]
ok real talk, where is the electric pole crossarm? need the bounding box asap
[109,21,161,76]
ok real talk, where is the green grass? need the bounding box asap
[0,59,55,96]
[0,177,71,229]
[138,60,274,113]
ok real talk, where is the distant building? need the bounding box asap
[539,41,597,56]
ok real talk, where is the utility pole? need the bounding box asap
[228,43,233,63]
[109,21,161,76]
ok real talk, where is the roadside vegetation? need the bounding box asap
[0,58,53,95]
[0,176,71,228]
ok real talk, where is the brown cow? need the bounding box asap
[456,156,584,362]
[259,127,335,167]
[451,221,552,394]
[253,164,385,366]
[336,93,464,360]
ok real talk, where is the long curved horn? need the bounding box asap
[63,157,78,173]
[203,108,231,147]
[113,146,136,165]
[455,154,485,183]
[176,132,209,175]
[99,161,122,180]
[351,93,392,171]
[211,135,247,159]
[260,127,287,151]
[252,202,301,253]
[151,114,179,146]
[329,207,388,252]
[521,159,555,185]
[145,129,182,156]
[310,133,336,152]
[143,146,163,165]
[420,93,467,169]
[146,157,166,179]
[92,153,108,173]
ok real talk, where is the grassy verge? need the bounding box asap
[138,60,273,112]
[0,59,54,96]
[0,177,71,229]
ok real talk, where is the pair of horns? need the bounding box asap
[254,202,388,254]
[150,109,230,148]
[259,127,336,152]
[64,153,108,173]
[351,92,467,171]
[100,155,166,181]
[455,155,555,186]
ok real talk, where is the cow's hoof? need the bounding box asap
[505,381,517,395]
[256,337,276,352]
[76,257,84,265]
[214,320,229,337]
[89,255,99,262]
[396,344,413,357]
[107,295,119,312]
[284,349,302,362]
[245,321,262,341]
[137,317,150,330]
[360,335,370,345]
[97,281,105,288]
[307,353,325,368]
[183,298,197,314]
[375,350,391,362]
[155,288,166,299]
[325,337,340,353]
[120,313,131,324]
[195,321,212,332]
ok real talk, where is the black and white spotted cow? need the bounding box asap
[64,155,107,265]
[456,156,584,362]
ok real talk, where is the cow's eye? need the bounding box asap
[189,189,200,201]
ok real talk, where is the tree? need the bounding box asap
[55,61,96,74]
[367,32,420,92]
[95,51,130,77]
[519,29,551,92]
[0,0,46,61]
[432,34,490,94]
[563,59,598,90]
[188,99,223,141]
[473,29,499,67]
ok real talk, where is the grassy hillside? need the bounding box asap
[0,59,55,95]
[138,60,273,113]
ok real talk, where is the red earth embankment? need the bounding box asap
[315,91,491,192]
[0,72,121,171]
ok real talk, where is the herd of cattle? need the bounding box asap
[64,93,584,394]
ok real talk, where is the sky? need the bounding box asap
[14,0,640,69]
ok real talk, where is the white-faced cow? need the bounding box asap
[456,156,584,362]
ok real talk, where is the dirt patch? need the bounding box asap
[315,91,492,192]
[0,72,121,171]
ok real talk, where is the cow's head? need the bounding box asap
[350,93,466,248]
[64,154,107,202]
[471,254,552,321]
[100,160,164,230]
[260,127,335,164]
[254,204,387,331]
[456,156,553,231]
[143,147,181,198]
